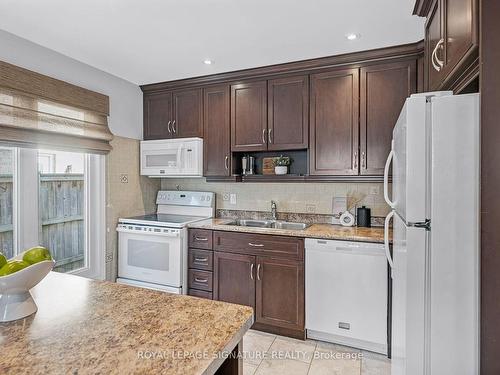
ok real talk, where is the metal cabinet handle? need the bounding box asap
[250,263,254,280]
[171,120,176,133]
[361,151,366,168]
[257,264,261,281]
[431,39,444,72]
[224,155,229,170]
[268,129,272,144]
[194,236,208,241]
[194,277,208,283]
[248,242,264,247]
[353,151,358,169]
[167,120,172,133]
[194,257,208,262]
[262,129,267,144]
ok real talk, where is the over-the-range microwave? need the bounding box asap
[140,138,203,177]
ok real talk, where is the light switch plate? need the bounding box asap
[230,193,237,205]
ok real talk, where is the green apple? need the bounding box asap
[0,260,30,276]
[23,246,52,265]
[0,252,6,268]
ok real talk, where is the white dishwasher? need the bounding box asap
[305,238,388,354]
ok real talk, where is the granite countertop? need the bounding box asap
[0,273,253,375]
[189,219,390,244]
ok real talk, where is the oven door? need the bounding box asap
[117,228,183,288]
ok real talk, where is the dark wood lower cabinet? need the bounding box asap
[213,231,305,339]
[214,252,256,309]
[254,257,305,338]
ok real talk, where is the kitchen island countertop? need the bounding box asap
[0,272,253,375]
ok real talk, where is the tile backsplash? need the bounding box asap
[161,178,391,218]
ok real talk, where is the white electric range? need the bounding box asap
[116,190,214,294]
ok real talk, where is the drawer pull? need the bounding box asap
[195,236,209,241]
[248,242,264,247]
[194,277,208,283]
[194,257,209,262]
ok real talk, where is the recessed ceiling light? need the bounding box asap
[346,33,360,41]
[203,59,213,65]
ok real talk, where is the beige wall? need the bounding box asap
[161,178,390,218]
[105,136,160,281]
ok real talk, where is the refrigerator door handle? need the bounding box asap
[384,149,396,208]
[384,211,395,268]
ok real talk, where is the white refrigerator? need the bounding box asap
[384,92,480,375]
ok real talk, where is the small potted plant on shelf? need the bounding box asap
[273,155,291,175]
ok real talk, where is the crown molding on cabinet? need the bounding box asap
[141,41,424,93]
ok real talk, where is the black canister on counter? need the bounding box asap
[357,206,371,227]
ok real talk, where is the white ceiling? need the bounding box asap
[0,0,424,85]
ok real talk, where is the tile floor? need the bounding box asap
[242,329,390,375]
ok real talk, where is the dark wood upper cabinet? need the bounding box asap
[213,251,256,309]
[267,76,309,150]
[309,69,359,176]
[203,85,231,176]
[420,0,478,91]
[360,60,417,175]
[144,89,202,140]
[172,88,203,138]
[143,92,173,140]
[425,0,444,91]
[255,256,304,332]
[231,81,267,152]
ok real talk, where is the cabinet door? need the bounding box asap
[360,60,417,175]
[268,76,309,150]
[231,81,267,152]
[309,69,359,175]
[443,0,478,77]
[213,252,256,309]
[255,257,304,331]
[425,0,444,91]
[172,88,203,138]
[143,92,173,140]
[203,85,231,176]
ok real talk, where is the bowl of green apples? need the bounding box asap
[0,246,55,322]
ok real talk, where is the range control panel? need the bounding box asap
[156,191,214,207]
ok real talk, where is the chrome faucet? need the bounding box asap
[271,200,277,220]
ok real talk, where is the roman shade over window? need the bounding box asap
[0,60,113,153]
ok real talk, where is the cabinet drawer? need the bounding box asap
[188,269,213,292]
[188,288,213,300]
[188,229,213,249]
[213,231,304,260]
[188,248,213,271]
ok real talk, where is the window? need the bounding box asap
[38,150,85,273]
[0,146,104,279]
[0,148,15,259]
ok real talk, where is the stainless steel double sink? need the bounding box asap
[227,219,310,230]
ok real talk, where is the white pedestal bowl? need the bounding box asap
[0,252,55,322]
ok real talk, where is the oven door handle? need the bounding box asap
[116,226,180,237]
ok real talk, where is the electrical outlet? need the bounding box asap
[120,174,129,183]
[369,186,380,195]
[105,253,113,262]
[222,193,230,201]
[230,193,237,205]
[306,204,316,213]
